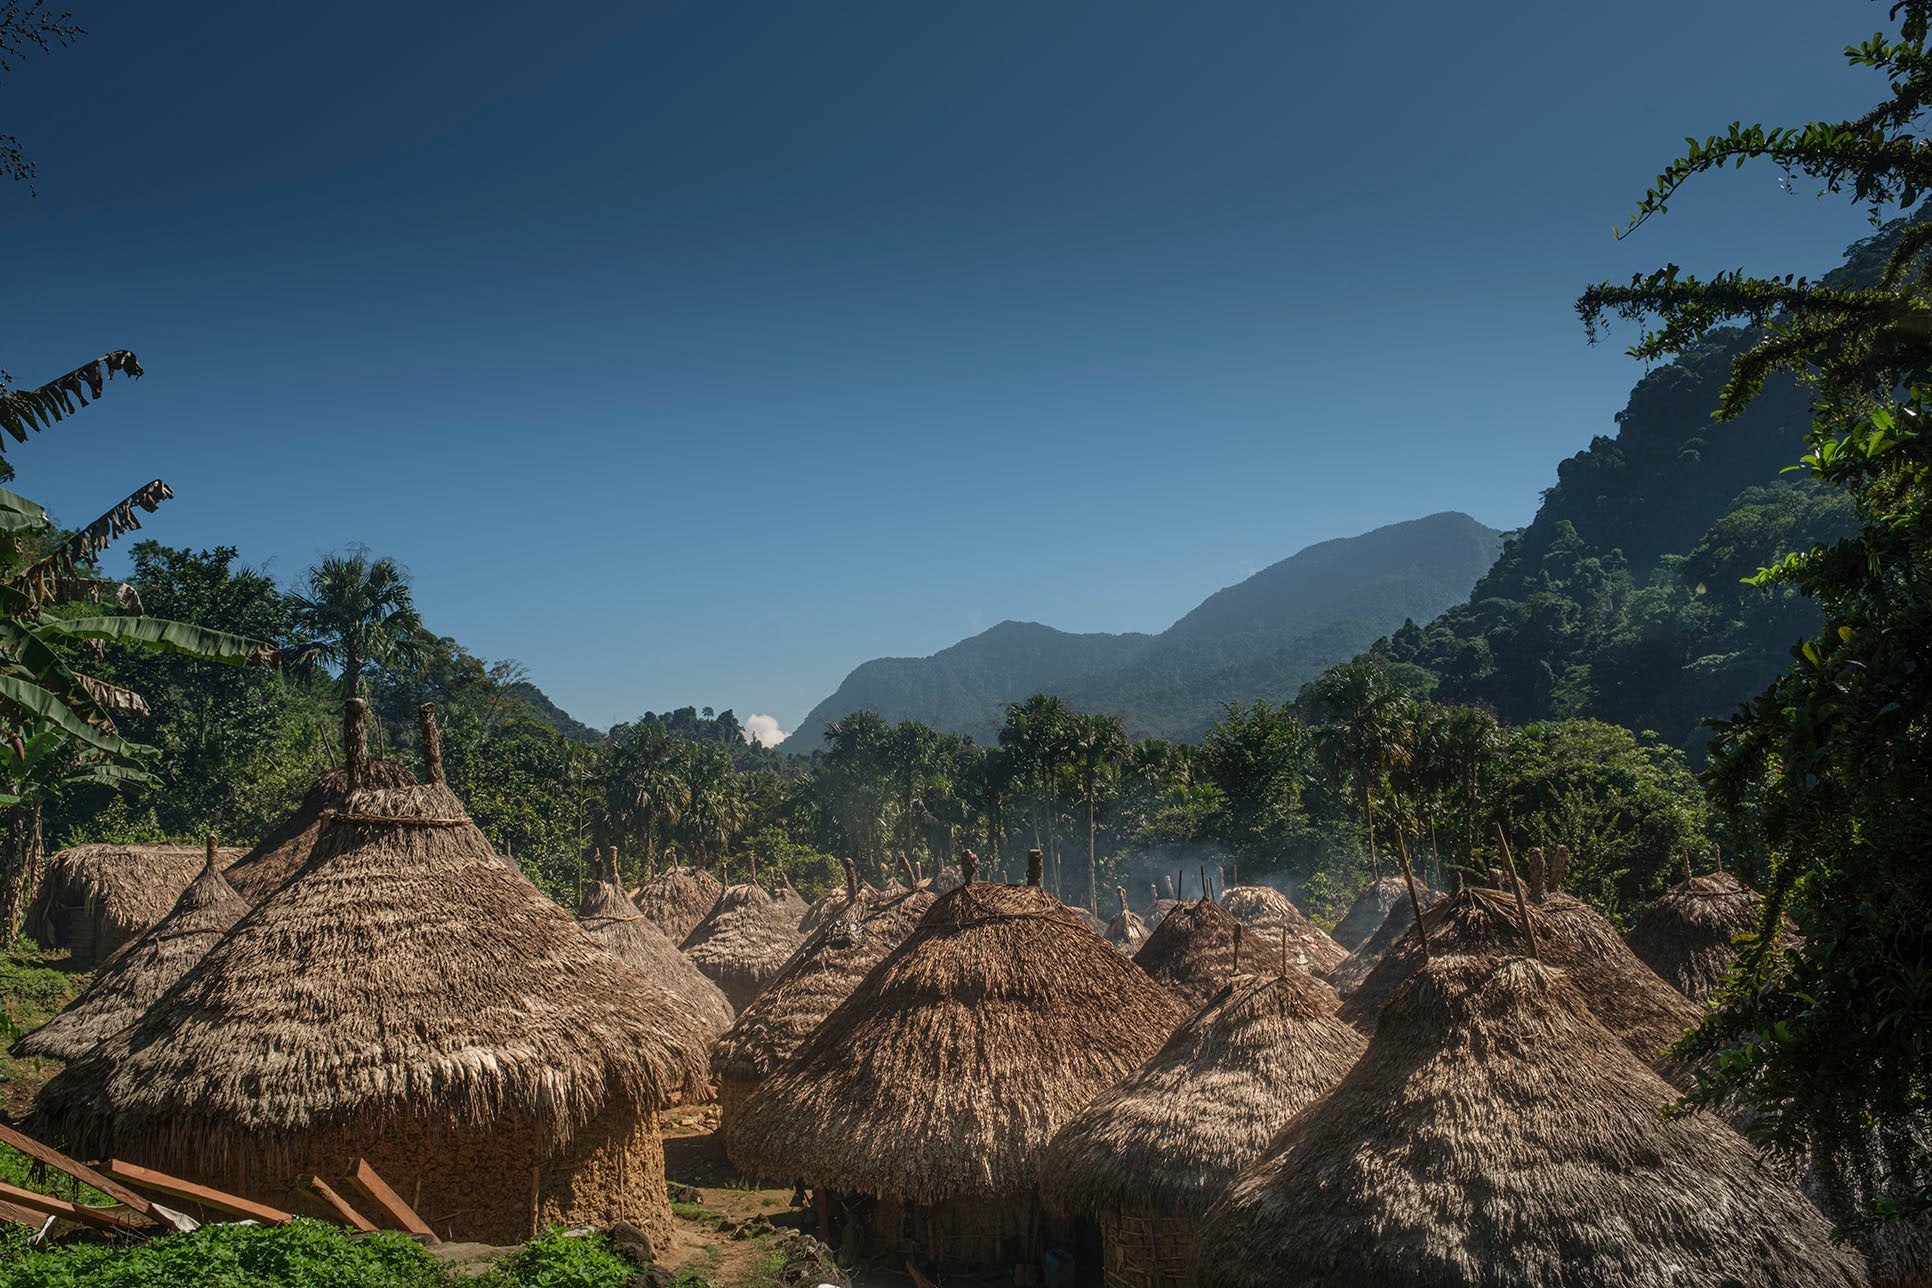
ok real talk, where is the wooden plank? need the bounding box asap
[0,1179,143,1233]
[298,1175,376,1232]
[0,1198,48,1232]
[345,1158,437,1243]
[103,1159,293,1224]
[0,1121,153,1214]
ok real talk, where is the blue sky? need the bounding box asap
[0,1,1891,737]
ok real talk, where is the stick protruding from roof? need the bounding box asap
[960,850,977,885]
[844,858,859,903]
[1027,848,1043,887]
[343,698,370,792]
[204,832,217,870]
[418,702,445,785]
[1494,824,1540,960]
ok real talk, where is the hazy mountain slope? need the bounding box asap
[790,512,1501,748]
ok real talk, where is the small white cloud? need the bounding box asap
[744,714,789,747]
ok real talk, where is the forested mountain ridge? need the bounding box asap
[1355,219,1919,755]
[792,511,1502,747]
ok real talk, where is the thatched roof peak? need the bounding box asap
[1332,876,1414,951]
[223,760,415,903]
[634,863,723,942]
[33,778,712,1171]
[1220,884,1348,975]
[1041,968,1363,1222]
[1195,954,1869,1287]
[724,880,1186,1205]
[1624,871,1787,1003]
[577,879,734,1036]
[1135,897,1327,1012]
[1338,887,1703,1080]
[680,881,807,1010]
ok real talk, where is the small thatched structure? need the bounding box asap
[1331,875,1416,950]
[1105,886,1150,954]
[1195,955,1869,1287]
[224,761,415,904]
[680,880,807,1011]
[925,862,965,894]
[1625,871,1785,1002]
[1327,884,1448,997]
[1220,884,1348,975]
[1040,969,1366,1287]
[578,878,735,1038]
[770,877,810,928]
[1337,887,1703,1080]
[24,843,246,966]
[1136,898,1337,1013]
[14,841,248,1063]
[634,864,723,943]
[712,868,935,1120]
[33,702,709,1247]
[725,863,1187,1276]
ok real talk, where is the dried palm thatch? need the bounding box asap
[578,879,735,1037]
[34,706,710,1247]
[711,882,936,1120]
[1331,875,1416,951]
[1195,955,1869,1288]
[1066,902,1109,935]
[634,864,723,943]
[770,879,810,928]
[1041,969,1365,1287]
[1624,871,1786,1002]
[925,863,965,894]
[724,879,1186,1270]
[24,842,247,966]
[1337,887,1704,1080]
[1105,887,1150,954]
[223,760,415,903]
[1144,896,1180,930]
[1327,884,1449,997]
[1136,898,1339,1013]
[680,883,807,1011]
[14,843,248,1063]
[1219,884,1348,975]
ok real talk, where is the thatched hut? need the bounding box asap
[1040,969,1365,1287]
[32,702,709,1246]
[223,761,415,903]
[1337,887,1703,1079]
[1625,871,1784,1002]
[1195,955,1868,1287]
[1104,887,1150,954]
[1135,898,1337,1013]
[724,855,1187,1277]
[1219,884,1348,975]
[1330,875,1415,950]
[712,864,935,1120]
[679,875,807,1011]
[578,872,735,1038]
[24,842,246,966]
[1141,882,1178,930]
[14,838,248,1063]
[1327,884,1448,997]
[634,863,723,943]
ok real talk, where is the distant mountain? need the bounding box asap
[791,512,1503,747]
[510,682,604,743]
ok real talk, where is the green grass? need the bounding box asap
[0,1147,110,1207]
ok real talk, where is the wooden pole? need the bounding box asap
[1395,831,1430,964]
[960,849,978,885]
[1493,823,1540,960]
[204,831,217,870]
[343,698,370,792]
[418,702,444,785]
[1027,847,1044,887]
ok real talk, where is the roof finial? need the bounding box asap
[343,698,370,793]
[1713,842,1725,875]
[1148,881,1159,909]
[1200,864,1213,905]
[1493,823,1541,961]
[417,702,444,785]
[205,831,218,871]
[608,844,620,885]
[1682,845,1693,884]
[1027,847,1044,887]
[1526,847,1547,901]
[844,857,859,904]
[1115,885,1128,916]
[960,849,978,885]
[898,853,918,890]
[1550,844,1570,892]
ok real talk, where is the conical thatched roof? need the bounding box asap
[1624,872,1783,1002]
[634,864,723,943]
[1327,884,1448,997]
[925,863,965,894]
[1136,898,1338,1013]
[679,883,807,1011]
[724,880,1187,1205]
[577,880,735,1036]
[33,777,712,1175]
[1195,955,1868,1288]
[1144,897,1179,930]
[13,850,249,1063]
[23,843,247,965]
[711,884,936,1097]
[223,761,415,903]
[770,880,809,928]
[1331,876,1416,950]
[1040,969,1365,1224]
[1219,885,1348,975]
[1337,888,1703,1079]
[1105,886,1150,955]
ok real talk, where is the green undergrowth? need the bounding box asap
[465,1226,638,1288]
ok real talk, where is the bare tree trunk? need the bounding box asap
[1364,784,1380,880]
[1087,798,1098,914]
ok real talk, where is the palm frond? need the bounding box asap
[9,479,172,610]
[0,351,142,470]
[36,614,278,667]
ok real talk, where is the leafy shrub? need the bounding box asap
[470,1226,635,1288]
[0,1218,448,1288]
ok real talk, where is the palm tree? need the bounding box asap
[1071,713,1128,912]
[288,549,424,696]
[604,722,690,878]
[1305,660,1415,878]
[999,694,1075,896]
